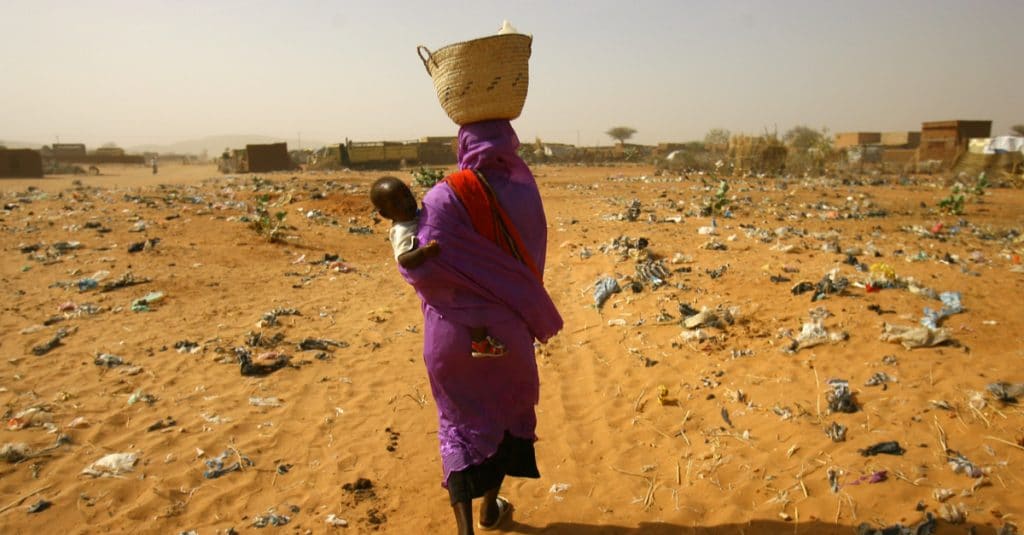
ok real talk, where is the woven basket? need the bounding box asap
[417,33,531,126]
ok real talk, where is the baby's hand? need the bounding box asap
[424,240,441,256]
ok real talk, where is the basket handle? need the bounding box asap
[417,45,436,75]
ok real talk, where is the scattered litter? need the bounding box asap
[824,422,847,442]
[82,452,138,477]
[593,277,621,309]
[131,291,165,312]
[204,449,254,479]
[0,443,31,463]
[921,291,964,329]
[127,389,157,405]
[260,307,300,327]
[147,417,176,432]
[787,319,847,353]
[858,441,905,457]
[27,500,51,513]
[880,323,953,349]
[297,338,348,351]
[94,353,125,367]
[31,328,71,356]
[827,379,858,413]
[249,397,283,407]
[253,509,290,528]
[865,372,893,387]
[987,382,1024,402]
[856,513,937,535]
[947,451,984,478]
[933,488,955,503]
[325,514,348,527]
[236,347,290,376]
[938,503,967,524]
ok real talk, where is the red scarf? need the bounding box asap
[444,169,542,282]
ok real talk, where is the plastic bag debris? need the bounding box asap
[593,277,621,309]
[947,451,984,478]
[787,319,847,353]
[297,338,348,351]
[249,397,283,407]
[858,441,905,457]
[0,443,31,463]
[921,291,963,329]
[131,291,165,312]
[260,307,300,327]
[635,259,670,287]
[827,379,858,413]
[325,514,348,527]
[987,382,1024,402]
[82,452,138,477]
[31,328,71,356]
[253,510,290,528]
[204,449,254,479]
[880,323,953,349]
[94,353,125,367]
[865,372,893,387]
[235,347,290,376]
[824,422,847,442]
[26,499,51,513]
[127,389,157,405]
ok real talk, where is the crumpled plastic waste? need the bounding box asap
[260,307,300,327]
[297,338,348,351]
[920,291,963,329]
[235,347,290,376]
[252,510,290,528]
[786,319,847,353]
[593,277,621,309]
[858,441,905,457]
[827,379,858,413]
[7,407,54,430]
[947,451,984,478]
[204,449,254,479]
[82,452,138,477]
[26,499,51,513]
[856,512,936,535]
[635,259,670,287]
[147,417,176,431]
[812,270,849,301]
[0,442,31,463]
[77,278,98,291]
[987,382,1024,402]
[938,503,967,524]
[624,199,641,221]
[127,389,157,405]
[94,353,125,367]
[865,372,893,387]
[100,271,150,293]
[880,323,952,349]
[31,328,71,356]
[824,422,847,442]
[131,291,165,312]
[249,397,283,407]
[325,514,348,527]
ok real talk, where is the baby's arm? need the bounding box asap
[396,240,440,269]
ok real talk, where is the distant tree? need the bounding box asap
[784,125,830,152]
[1012,124,1024,136]
[606,126,637,146]
[704,128,731,153]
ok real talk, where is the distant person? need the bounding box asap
[370,175,507,358]
[151,156,159,175]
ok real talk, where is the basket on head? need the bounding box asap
[417,33,532,126]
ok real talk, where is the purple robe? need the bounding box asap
[399,120,563,484]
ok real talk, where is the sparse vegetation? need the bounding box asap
[605,126,637,146]
[249,194,289,242]
[938,185,965,215]
[701,180,731,217]
[412,166,445,188]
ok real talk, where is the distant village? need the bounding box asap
[2,118,1021,178]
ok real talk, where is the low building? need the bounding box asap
[919,120,991,164]
[835,132,881,150]
[880,131,920,148]
[52,143,87,161]
[0,149,44,178]
[246,143,294,172]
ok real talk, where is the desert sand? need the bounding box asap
[1,163,1022,534]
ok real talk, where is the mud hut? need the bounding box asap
[0,149,44,178]
[245,143,293,172]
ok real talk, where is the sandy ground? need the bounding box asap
[1,163,1022,534]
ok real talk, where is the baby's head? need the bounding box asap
[370,176,418,222]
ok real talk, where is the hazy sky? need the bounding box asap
[2,0,1022,148]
